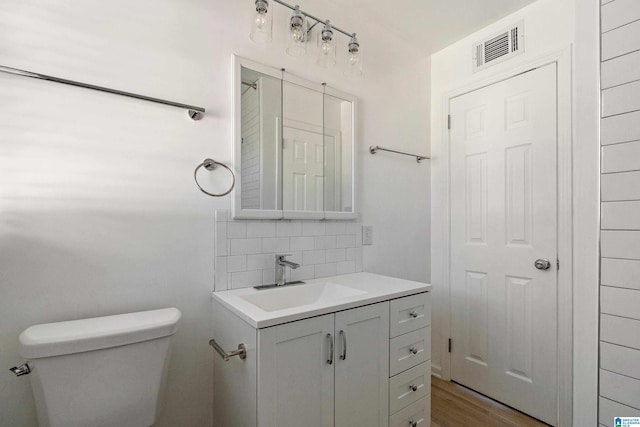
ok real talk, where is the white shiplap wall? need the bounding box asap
[600,0,640,424]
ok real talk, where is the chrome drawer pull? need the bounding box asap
[409,383,418,392]
[409,310,419,318]
[209,339,247,361]
[409,420,418,427]
[339,330,347,360]
[409,347,418,355]
[327,333,334,365]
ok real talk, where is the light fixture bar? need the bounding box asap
[271,0,354,38]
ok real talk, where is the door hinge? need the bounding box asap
[447,115,451,130]
[448,338,452,353]
[557,259,560,270]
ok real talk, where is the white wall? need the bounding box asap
[430,0,602,424]
[0,0,431,425]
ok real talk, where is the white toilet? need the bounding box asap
[13,308,181,427]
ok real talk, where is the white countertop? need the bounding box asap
[212,272,431,328]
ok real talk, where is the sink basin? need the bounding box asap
[239,282,367,312]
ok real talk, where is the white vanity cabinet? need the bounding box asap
[258,302,389,427]
[212,275,431,427]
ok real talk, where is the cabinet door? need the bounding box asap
[334,302,390,427]
[257,314,335,427]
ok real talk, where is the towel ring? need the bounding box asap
[194,158,235,197]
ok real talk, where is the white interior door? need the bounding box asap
[449,64,558,425]
[282,121,324,212]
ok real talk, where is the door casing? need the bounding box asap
[431,47,573,427]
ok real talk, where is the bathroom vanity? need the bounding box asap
[212,272,432,427]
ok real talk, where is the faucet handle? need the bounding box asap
[277,254,293,261]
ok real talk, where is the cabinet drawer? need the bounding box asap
[390,327,431,377]
[390,293,430,338]
[389,361,431,415]
[389,396,431,427]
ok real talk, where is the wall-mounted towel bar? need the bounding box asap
[369,145,430,163]
[0,64,205,120]
[194,158,236,197]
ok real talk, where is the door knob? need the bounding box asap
[534,258,551,270]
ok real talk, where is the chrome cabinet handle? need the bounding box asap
[340,330,347,360]
[327,333,334,365]
[409,310,419,318]
[409,347,418,355]
[409,383,418,392]
[409,421,418,427]
[534,258,551,270]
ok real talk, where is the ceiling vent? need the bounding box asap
[472,21,524,73]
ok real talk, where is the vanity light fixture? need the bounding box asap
[316,21,336,67]
[249,0,272,44]
[250,0,363,75]
[286,5,308,57]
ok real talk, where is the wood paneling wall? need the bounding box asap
[600,1,640,424]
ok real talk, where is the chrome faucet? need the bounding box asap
[275,254,300,286]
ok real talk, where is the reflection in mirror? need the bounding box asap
[282,81,324,212]
[323,93,353,212]
[240,66,282,210]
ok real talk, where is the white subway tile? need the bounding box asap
[262,237,290,253]
[215,221,228,257]
[325,222,346,235]
[262,269,276,284]
[231,270,263,289]
[315,262,338,278]
[303,221,325,236]
[303,250,326,265]
[276,221,303,237]
[336,261,356,275]
[345,222,361,235]
[247,254,273,270]
[346,247,356,261]
[246,221,276,238]
[288,251,303,264]
[228,222,247,238]
[355,248,363,272]
[326,248,346,263]
[336,234,356,248]
[230,238,262,255]
[290,236,315,251]
[315,235,337,249]
[602,20,640,61]
[214,257,228,291]
[227,255,248,272]
[291,265,315,281]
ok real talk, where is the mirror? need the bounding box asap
[233,56,356,220]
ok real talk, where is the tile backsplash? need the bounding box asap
[214,210,363,290]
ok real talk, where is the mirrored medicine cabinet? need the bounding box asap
[232,55,357,220]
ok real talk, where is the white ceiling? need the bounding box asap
[325,0,539,54]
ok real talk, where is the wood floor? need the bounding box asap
[431,377,550,427]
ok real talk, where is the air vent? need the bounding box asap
[473,21,524,73]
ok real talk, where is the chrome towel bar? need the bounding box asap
[194,158,235,197]
[0,64,205,120]
[209,339,247,361]
[369,145,430,163]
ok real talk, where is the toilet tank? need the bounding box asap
[18,308,181,427]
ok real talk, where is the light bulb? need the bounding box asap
[321,41,332,55]
[348,52,359,65]
[255,12,267,29]
[291,26,304,43]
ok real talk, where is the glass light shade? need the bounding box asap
[316,22,336,68]
[345,35,363,76]
[286,7,307,56]
[249,0,272,44]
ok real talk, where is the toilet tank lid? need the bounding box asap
[19,308,181,359]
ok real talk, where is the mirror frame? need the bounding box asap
[231,55,358,220]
